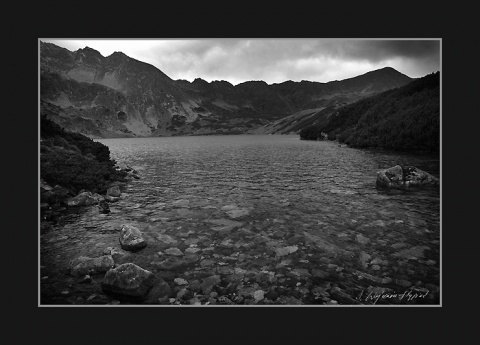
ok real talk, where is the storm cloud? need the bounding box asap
[41,39,440,85]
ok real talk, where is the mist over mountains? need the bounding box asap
[40,41,414,138]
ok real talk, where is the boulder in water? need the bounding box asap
[101,263,159,299]
[376,165,439,189]
[119,224,147,251]
[70,255,115,277]
[98,200,110,213]
[67,191,98,207]
[107,185,121,198]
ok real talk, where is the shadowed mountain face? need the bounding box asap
[299,71,440,152]
[40,42,413,138]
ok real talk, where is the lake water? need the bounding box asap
[40,135,440,305]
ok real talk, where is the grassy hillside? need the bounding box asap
[40,115,127,194]
[300,72,440,152]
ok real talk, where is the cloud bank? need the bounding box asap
[41,39,440,85]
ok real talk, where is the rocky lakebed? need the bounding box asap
[40,136,440,306]
[40,165,440,306]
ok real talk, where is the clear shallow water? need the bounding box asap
[40,135,440,305]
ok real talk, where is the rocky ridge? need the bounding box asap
[40,41,413,138]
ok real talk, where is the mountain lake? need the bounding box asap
[40,134,440,305]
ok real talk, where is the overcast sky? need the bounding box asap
[41,39,440,85]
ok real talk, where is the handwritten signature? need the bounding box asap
[356,288,429,304]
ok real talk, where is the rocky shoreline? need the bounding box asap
[40,164,140,224]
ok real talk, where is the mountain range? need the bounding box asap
[40,41,413,138]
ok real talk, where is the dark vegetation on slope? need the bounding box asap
[299,72,440,153]
[41,115,127,194]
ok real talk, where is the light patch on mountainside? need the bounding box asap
[180,102,199,123]
[124,116,152,136]
[51,92,74,108]
[145,105,160,128]
[95,71,122,91]
[250,108,324,134]
[212,99,239,111]
[66,67,97,83]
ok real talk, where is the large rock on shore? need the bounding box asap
[70,255,115,277]
[67,191,98,207]
[101,263,159,299]
[107,185,122,198]
[41,184,72,205]
[119,224,147,251]
[376,165,439,189]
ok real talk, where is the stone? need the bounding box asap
[92,193,105,202]
[40,179,53,191]
[165,248,183,256]
[356,234,370,244]
[253,290,265,301]
[174,278,188,285]
[70,255,114,277]
[185,247,201,254]
[218,296,234,305]
[393,246,430,260]
[206,218,243,229]
[82,275,93,284]
[395,279,412,287]
[144,280,172,303]
[359,252,371,267]
[376,165,439,189]
[200,275,221,294]
[98,200,110,214]
[278,296,302,305]
[221,205,238,211]
[189,298,202,305]
[157,234,178,245]
[103,247,133,264]
[119,224,147,251]
[200,259,216,267]
[225,208,250,219]
[184,254,200,263]
[107,185,121,197]
[311,269,330,279]
[51,185,72,203]
[303,232,342,254]
[275,246,298,257]
[403,166,440,187]
[151,257,187,270]
[291,268,311,278]
[172,199,190,208]
[188,280,202,293]
[376,165,403,189]
[101,263,157,299]
[67,191,98,207]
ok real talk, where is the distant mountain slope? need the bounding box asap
[299,72,440,152]
[40,41,413,138]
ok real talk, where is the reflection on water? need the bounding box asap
[40,135,440,305]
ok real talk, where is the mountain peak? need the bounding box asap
[110,51,127,56]
[77,46,102,56]
[367,66,409,77]
[193,78,209,84]
[107,51,129,60]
